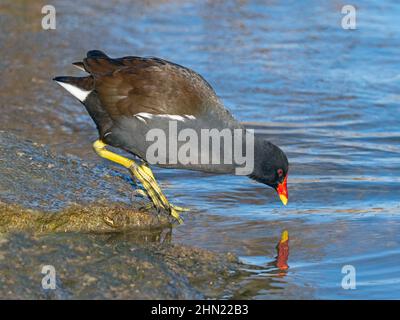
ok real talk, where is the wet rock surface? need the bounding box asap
[0,131,171,232]
[1,131,139,212]
[0,131,246,299]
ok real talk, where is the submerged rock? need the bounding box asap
[0,232,241,299]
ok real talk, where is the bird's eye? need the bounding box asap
[277,168,283,177]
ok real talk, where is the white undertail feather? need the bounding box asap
[72,63,86,72]
[56,81,91,102]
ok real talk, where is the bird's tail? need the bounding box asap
[53,76,94,102]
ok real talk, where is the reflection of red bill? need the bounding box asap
[276,230,289,270]
[276,175,288,205]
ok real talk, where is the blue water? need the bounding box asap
[134,0,400,299]
[2,0,400,299]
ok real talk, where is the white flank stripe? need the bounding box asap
[136,112,153,119]
[56,81,91,102]
[135,116,147,123]
[135,112,196,121]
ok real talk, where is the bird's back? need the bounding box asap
[82,51,232,121]
[55,51,243,173]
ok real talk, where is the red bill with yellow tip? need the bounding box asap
[276,175,288,205]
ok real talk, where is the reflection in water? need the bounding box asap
[275,230,289,272]
[1,0,400,299]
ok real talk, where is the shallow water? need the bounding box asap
[1,0,400,299]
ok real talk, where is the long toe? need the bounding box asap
[170,208,184,224]
[170,204,190,212]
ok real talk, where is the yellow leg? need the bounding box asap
[93,140,187,223]
[138,162,190,212]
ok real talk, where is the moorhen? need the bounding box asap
[54,50,289,223]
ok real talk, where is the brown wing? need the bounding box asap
[81,51,221,121]
[82,52,157,76]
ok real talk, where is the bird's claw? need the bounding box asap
[135,189,148,198]
[170,207,184,224]
[129,165,188,224]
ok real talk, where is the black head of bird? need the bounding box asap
[250,139,289,205]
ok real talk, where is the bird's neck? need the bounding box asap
[246,136,275,183]
[229,132,273,179]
